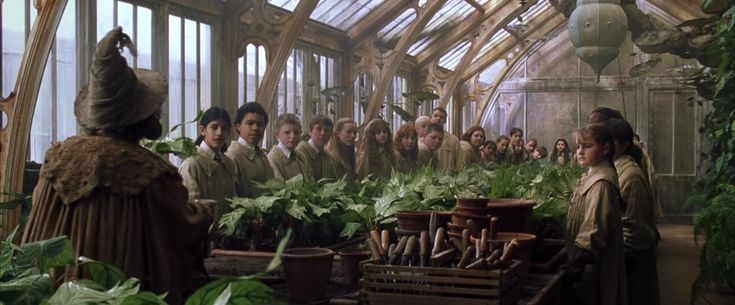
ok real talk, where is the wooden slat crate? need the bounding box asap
[360,260,522,305]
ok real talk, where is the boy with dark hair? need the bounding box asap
[430,107,461,171]
[226,102,274,198]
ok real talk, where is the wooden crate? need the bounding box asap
[360,260,522,305]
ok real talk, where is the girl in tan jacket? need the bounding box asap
[356,119,395,180]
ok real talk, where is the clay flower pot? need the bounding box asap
[486,199,536,232]
[338,249,369,290]
[282,247,335,303]
[456,197,490,209]
[488,232,537,279]
[395,210,451,232]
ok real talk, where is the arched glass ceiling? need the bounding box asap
[471,0,550,63]
[267,0,386,31]
[407,0,492,56]
[376,8,416,45]
[477,59,506,86]
[438,39,471,70]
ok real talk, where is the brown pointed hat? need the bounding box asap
[75,26,167,130]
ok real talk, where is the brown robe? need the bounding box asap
[566,163,627,305]
[21,135,212,304]
[326,143,357,184]
[356,148,394,180]
[267,144,314,182]
[459,140,482,169]
[225,140,274,198]
[393,150,418,174]
[615,155,659,305]
[417,141,438,169]
[436,131,462,171]
[179,146,238,222]
[296,141,340,181]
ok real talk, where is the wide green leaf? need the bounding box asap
[0,272,54,305]
[15,235,74,273]
[78,256,126,290]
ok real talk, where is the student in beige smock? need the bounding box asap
[430,107,462,171]
[268,113,313,181]
[296,115,340,181]
[179,107,238,222]
[393,123,419,174]
[606,119,659,305]
[225,102,274,198]
[356,119,395,180]
[563,124,627,305]
[327,118,358,183]
[417,123,444,169]
[459,125,485,168]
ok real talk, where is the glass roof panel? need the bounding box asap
[477,59,506,86]
[268,0,387,31]
[471,1,550,63]
[376,8,416,46]
[438,40,471,70]
[407,0,492,56]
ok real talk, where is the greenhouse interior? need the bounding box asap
[0,0,733,304]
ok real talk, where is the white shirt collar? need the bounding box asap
[198,141,218,160]
[237,137,256,149]
[277,141,292,159]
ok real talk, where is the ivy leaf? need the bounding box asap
[286,201,307,220]
[340,222,363,239]
[15,235,74,273]
[78,256,126,290]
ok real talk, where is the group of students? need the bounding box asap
[475,128,577,166]
[561,107,660,305]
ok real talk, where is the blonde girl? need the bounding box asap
[326,118,358,182]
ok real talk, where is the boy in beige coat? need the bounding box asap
[226,102,274,198]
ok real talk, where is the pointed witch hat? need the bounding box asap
[75,26,167,130]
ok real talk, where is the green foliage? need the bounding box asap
[140,111,202,158]
[688,4,735,302]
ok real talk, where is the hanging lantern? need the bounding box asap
[568,0,628,79]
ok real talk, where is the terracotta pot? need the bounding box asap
[395,210,451,232]
[455,205,492,216]
[282,247,335,302]
[456,197,490,208]
[486,199,536,232]
[451,211,493,231]
[338,249,369,290]
[488,232,537,279]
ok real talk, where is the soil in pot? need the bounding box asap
[338,249,369,290]
[282,247,335,303]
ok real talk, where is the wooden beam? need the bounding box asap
[438,0,538,107]
[0,0,69,238]
[463,0,485,13]
[347,0,414,45]
[462,6,561,81]
[472,13,567,125]
[256,0,319,113]
[415,0,512,67]
[364,0,448,123]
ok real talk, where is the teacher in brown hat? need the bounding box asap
[21,27,212,304]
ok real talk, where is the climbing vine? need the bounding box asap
[687,2,735,302]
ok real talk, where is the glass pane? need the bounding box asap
[30,62,52,162]
[246,44,256,102]
[184,18,198,138]
[136,6,152,69]
[477,59,506,87]
[438,40,471,71]
[117,1,135,66]
[96,0,114,40]
[651,92,673,174]
[56,0,77,141]
[295,49,303,116]
[200,23,212,110]
[2,0,27,95]
[377,9,416,45]
[168,15,182,137]
[238,56,245,104]
[674,92,696,175]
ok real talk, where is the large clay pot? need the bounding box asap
[338,249,369,290]
[486,199,536,232]
[455,197,490,209]
[282,248,335,302]
[395,210,451,232]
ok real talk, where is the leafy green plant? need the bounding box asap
[687,3,735,302]
[141,111,202,158]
